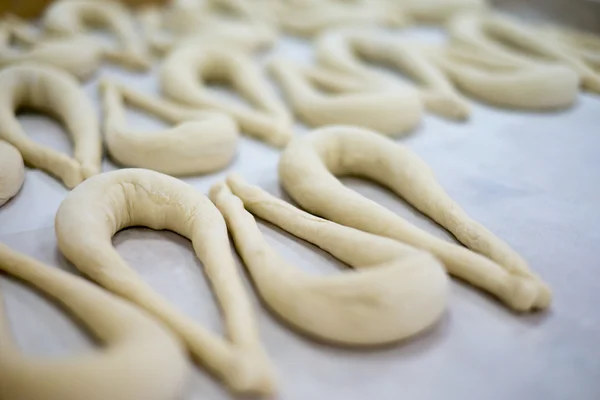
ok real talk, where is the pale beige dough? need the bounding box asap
[42,0,151,71]
[210,174,449,345]
[100,79,239,176]
[447,11,598,95]
[0,141,24,206]
[0,63,102,188]
[278,126,552,312]
[55,169,276,395]
[268,57,423,136]
[0,242,189,400]
[399,0,487,23]
[315,28,471,121]
[0,16,104,81]
[160,44,293,148]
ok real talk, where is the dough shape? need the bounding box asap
[0,242,188,400]
[0,16,104,81]
[209,174,448,345]
[400,0,487,23]
[160,44,292,148]
[0,141,24,206]
[447,12,597,94]
[278,126,552,312]
[100,79,239,176]
[268,57,423,136]
[315,28,470,120]
[539,25,600,68]
[42,0,151,71]
[55,169,276,395]
[0,63,102,188]
[273,0,407,37]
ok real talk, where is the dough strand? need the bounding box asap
[0,242,188,400]
[0,140,24,207]
[209,174,449,345]
[55,169,276,395]
[279,126,551,312]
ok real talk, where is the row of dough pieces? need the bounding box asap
[1,125,551,400]
[1,10,599,190]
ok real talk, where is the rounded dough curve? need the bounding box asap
[55,169,276,395]
[42,0,151,71]
[160,44,292,147]
[210,174,449,346]
[0,63,102,188]
[0,242,189,400]
[0,140,24,207]
[100,79,239,176]
[278,126,551,312]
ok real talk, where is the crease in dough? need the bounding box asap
[278,126,552,312]
[0,16,104,81]
[268,57,423,136]
[42,0,151,71]
[0,63,102,189]
[209,174,449,346]
[0,140,24,207]
[55,169,276,395]
[447,11,594,96]
[315,28,471,121]
[0,242,188,400]
[160,44,293,148]
[100,79,239,176]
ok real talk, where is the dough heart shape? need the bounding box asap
[0,242,188,400]
[278,125,552,312]
[100,79,239,176]
[55,169,276,395]
[0,140,24,207]
[210,174,449,346]
[315,28,470,121]
[42,0,151,71]
[268,57,423,136]
[160,44,292,148]
[0,63,102,189]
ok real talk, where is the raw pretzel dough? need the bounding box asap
[0,16,103,81]
[399,0,487,23]
[274,0,407,37]
[278,126,552,312]
[210,175,448,345]
[0,141,24,206]
[538,25,600,68]
[55,169,276,395]
[448,12,598,94]
[42,0,151,71]
[100,79,238,176]
[268,57,423,136]
[315,29,470,120]
[0,242,188,400]
[0,63,102,188]
[160,44,292,148]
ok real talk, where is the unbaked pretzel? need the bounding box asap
[278,126,551,312]
[0,63,102,189]
[160,44,292,147]
[210,174,448,345]
[0,141,24,207]
[268,57,423,135]
[0,242,188,400]
[55,169,276,395]
[42,0,151,71]
[399,0,487,23]
[100,79,238,176]
[315,28,471,120]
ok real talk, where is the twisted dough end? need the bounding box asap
[0,141,25,206]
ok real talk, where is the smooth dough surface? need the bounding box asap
[278,126,552,312]
[210,174,449,345]
[55,169,276,395]
[160,44,292,147]
[100,79,239,176]
[0,242,189,400]
[0,63,102,188]
[0,140,24,206]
